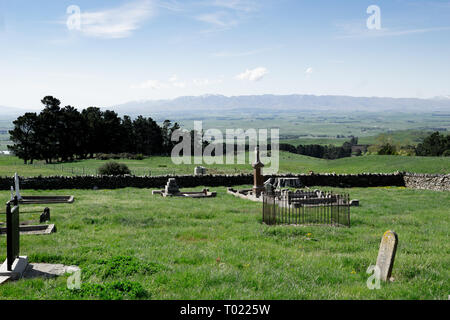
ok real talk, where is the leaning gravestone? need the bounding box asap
[376,230,398,281]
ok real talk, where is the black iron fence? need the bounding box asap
[263,190,350,227]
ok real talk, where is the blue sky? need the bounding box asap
[0,0,449,109]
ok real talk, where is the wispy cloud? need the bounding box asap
[209,0,259,12]
[132,75,222,89]
[131,79,168,89]
[212,48,269,58]
[196,11,238,28]
[74,0,154,39]
[336,21,450,39]
[236,67,268,81]
[195,0,260,31]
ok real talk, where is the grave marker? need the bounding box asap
[6,197,20,271]
[376,230,398,281]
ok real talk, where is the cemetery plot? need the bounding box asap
[262,190,351,227]
[152,178,217,198]
[12,173,74,204]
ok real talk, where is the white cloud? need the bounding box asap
[131,79,167,89]
[196,11,238,28]
[212,48,267,58]
[236,67,268,81]
[132,75,222,90]
[210,0,259,12]
[335,21,450,39]
[76,0,153,39]
[193,78,223,86]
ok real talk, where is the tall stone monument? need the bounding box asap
[252,146,265,197]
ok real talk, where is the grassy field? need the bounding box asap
[281,130,450,147]
[0,152,449,177]
[0,186,448,300]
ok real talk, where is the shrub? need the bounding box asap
[98,161,131,176]
[378,143,397,155]
[96,153,145,160]
[443,150,450,157]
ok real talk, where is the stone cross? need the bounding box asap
[376,230,398,281]
[252,147,265,197]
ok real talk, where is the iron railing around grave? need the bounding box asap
[262,190,350,227]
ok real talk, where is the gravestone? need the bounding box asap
[264,182,275,195]
[6,198,20,271]
[194,166,207,176]
[276,178,303,189]
[376,230,398,281]
[40,208,51,223]
[14,173,22,200]
[165,178,180,195]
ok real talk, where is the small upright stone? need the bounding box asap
[376,230,398,281]
[194,166,207,176]
[165,178,180,195]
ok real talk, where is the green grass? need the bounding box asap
[281,130,450,147]
[1,152,449,177]
[0,186,448,300]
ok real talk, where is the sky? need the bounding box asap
[0,0,449,110]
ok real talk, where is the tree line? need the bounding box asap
[8,96,180,164]
[279,137,359,159]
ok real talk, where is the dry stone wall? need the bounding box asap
[0,172,406,190]
[403,173,450,192]
[0,172,448,191]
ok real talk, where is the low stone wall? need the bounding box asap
[0,172,408,191]
[403,173,450,192]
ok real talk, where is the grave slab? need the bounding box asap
[0,256,28,284]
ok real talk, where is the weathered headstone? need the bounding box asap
[276,178,303,189]
[14,173,22,200]
[164,178,180,195]
[194,166,207,176]
[40,208,51,223]
[376,230,398,281]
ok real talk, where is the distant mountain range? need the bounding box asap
[111,94,450,117]
[2,94,450,118]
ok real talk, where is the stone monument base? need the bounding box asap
[0,256,29,284]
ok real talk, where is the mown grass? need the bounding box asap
[0,186,448,300]
[0,153,449,178]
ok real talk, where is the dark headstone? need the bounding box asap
[6,197,20,271]
[40,208,50,223]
